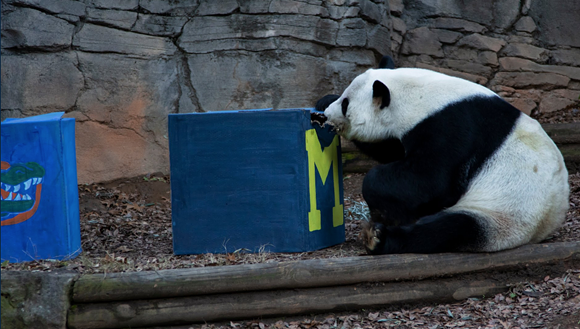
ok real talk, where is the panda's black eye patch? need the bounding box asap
[341,98,349,117]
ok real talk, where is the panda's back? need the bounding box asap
[401,93,523,210]
[449,114,569,251]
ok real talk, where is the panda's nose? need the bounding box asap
[341,98,349,117]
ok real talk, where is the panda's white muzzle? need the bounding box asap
[323,101,349,135]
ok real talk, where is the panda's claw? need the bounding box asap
[361,221,381,251]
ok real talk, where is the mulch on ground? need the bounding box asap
[4,172,577,274]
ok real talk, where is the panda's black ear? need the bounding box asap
[378,55,395,69]
[373,80,390,109]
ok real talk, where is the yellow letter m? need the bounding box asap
[305,129,343,232]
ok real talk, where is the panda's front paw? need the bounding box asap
[361,221,384,253]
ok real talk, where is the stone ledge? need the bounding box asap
[72,24,177,58]
[1,270,78,329]
[1,7,74,50]
[499,57,580,81]
[491,71,570,90]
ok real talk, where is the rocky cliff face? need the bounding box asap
[1,0,578,183]
[393,0,580,117]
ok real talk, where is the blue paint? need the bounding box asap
[169,109,344,254]
[1,112,81,262]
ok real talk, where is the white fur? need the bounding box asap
[449,115,569,251]
[324,68,496,141]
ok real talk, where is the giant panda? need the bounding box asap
[320,65,569,254]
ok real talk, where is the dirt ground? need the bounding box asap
[2,110,580,328]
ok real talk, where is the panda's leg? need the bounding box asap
[362,164,424,227]
[363,211,486,254]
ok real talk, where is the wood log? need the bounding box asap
[68,278,507,329]
[543,123,580,144]
[340,139,359,153]
[341,138,379,172]
[342,154,379,173]
[72,242,580,303]
[342,122,580,173]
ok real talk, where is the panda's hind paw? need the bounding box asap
[361,221,383,252]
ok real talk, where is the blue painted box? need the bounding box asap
[169,109,344,254]
[1,112,81,262]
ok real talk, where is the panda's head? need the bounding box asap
[323,68,497,142]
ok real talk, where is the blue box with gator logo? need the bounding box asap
[1,112,81,263]
[169,109,344,254]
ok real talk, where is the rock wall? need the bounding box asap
[392,0,580,116]
[1,0,390,183]
[1,0,579,183]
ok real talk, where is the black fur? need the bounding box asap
[378,55,396,69]
[372,80,390,109]
[315,94,340,112]
[352,139,405,164]
[364,96,522,253]
[341,98,349,117]
[366,212,485,254]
